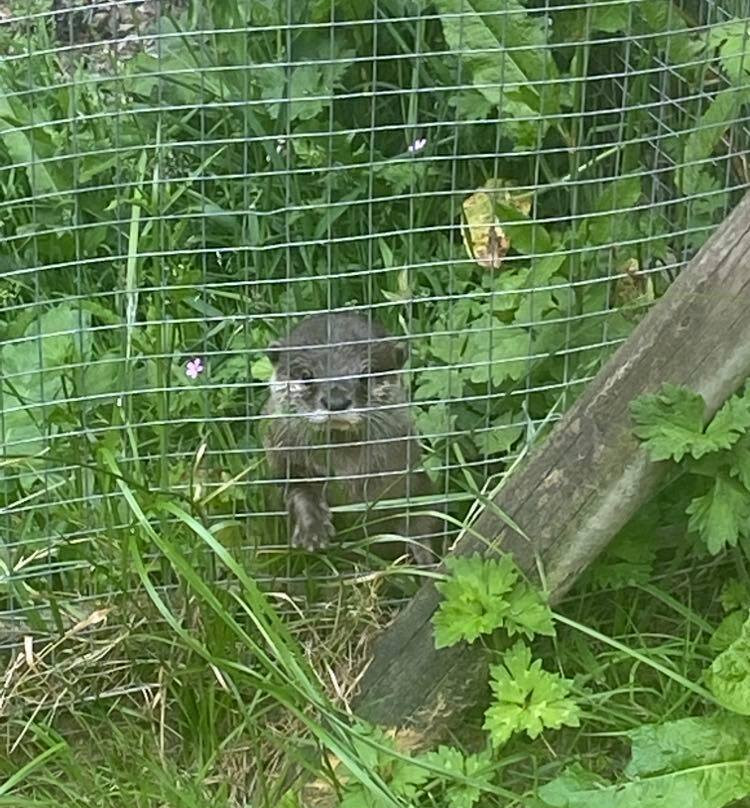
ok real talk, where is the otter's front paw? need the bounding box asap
[291,505,335,551]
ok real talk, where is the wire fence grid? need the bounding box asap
[0,0,749,668]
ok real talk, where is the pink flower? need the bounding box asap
[186,357,204,379]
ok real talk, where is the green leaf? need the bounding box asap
[708,614,750,715]
[709,22,750,85]
[680,90,739,194]
[504,582,556,639]
[585,529,658,590]
[539,715,750,808]
[586,176,643,246]
[484,642,580,747]
[721,580,750,613]
[476,410,524,456]
[467,326,529,387]
[433,554,520,648]
[706,386,750,451]
[434,0,556,125]
[710,611,747,654]
[0,91,58,195]
[415,368,458,402]
[589,0,634,33]
[251,355,273,382]
[729,436,750,490]
[686,476,750,554]
[626,714,750,777]
[630,384,711,462]
[420,746,495,808]
[1,304,90,454]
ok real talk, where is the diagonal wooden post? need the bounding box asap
[353,193,750,741]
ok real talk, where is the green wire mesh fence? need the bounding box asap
[0,0,749,668]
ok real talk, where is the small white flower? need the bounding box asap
[276,137,286,153]
[408,137,427,154]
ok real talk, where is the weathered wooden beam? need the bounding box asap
[354,193,750,738]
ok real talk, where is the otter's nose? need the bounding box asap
[322,389,352,411]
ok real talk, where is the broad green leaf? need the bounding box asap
[0,91,58,195]
[467,326,529,387]
[626,715,750,776]
[251,355,273,382]
[680,90,739,194]
[709,21,750,85]
[504,582,556,638]
[708,614,750,715]
[476,411,524,456]
[721,580,750,613]
[586,176,643,246]
[589,0,633,33]
[415,368,460,402]
[710,611,747,654]
[434,0,553,119]
[539,715,750,808]
[686,476,750,554]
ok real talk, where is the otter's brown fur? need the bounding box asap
[262,312,441,563]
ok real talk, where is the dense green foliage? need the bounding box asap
[0,0,749,805]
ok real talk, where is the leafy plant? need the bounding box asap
[433,554,555,648]
[537,714,750,808]
[432,553,578,752]
[484,641,580,747]
[631,381,750,554]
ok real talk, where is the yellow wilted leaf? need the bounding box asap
[614,257,655,319]
[461,181,531,269]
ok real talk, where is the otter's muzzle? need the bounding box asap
[321,384,353,412]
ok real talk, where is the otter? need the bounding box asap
[262,312,442,564]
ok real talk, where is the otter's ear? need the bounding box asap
[392,339,408,368]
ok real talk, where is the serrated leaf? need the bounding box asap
[686,476,750,554]
[708,614,750,715]
[415,368,457,402]
[504,582,556,639]
[728,435,750,489]
[420,746,495,808]
[705,386,750,450]
[484,642,580,747]
[630,384,713,462]
[433,555,520,648]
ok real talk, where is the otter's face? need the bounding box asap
[266,315,407,432]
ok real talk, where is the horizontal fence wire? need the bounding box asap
[0,0,749,676]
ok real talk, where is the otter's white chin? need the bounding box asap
[307,411,361,430]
